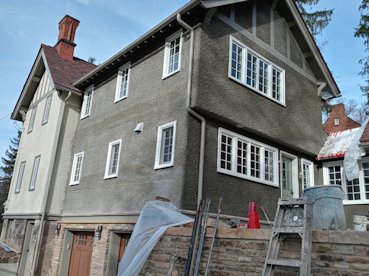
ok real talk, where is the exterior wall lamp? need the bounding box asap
[95,225,103,239]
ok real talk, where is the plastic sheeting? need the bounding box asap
[344,117,369,181]
[117,201,193,276]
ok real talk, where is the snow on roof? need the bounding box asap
[317,128,360,160]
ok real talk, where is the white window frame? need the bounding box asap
[154,121,177,169]
[69,152,85,185]
[27,106,37,133]
[104,139,122,179]
[15,161,26,193]
[29,155,41,191]
[42,94,53,125]
[301,158,314,190]
[162,30,182,79]
[228,36,286,105]
[115,63,130,103]
[323,160,369,205]
[280,151,299,198]
[81,85,94,119]
[217,128,279,187]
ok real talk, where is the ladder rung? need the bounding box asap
[278,198,310,205]
[266,259,301,267]
[273,227,303,234]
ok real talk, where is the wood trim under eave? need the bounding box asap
[201,0,248,9]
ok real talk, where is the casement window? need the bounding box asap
[217,128,279,186]
[154,121,177,169]
[301,159,314,190]
[115,64,130,102]
[104,139,122,179]
[29,155,41,191]
[229,36,285,105]
[42,94,52,125]
[280,152,298,198]
[15,161,26,193]
[81,86,93,119]
[323,160,369,204]
[27,107,37,133]
[162,30,182,78]
[69,152,84,185]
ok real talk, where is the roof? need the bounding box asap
[323,104,361,134]
[317,128,360,160]
[360,123,369,143]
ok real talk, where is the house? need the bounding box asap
[3,0,341,275]
[1,15,95,275]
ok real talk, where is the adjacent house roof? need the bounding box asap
[323,104,361,134]
[360,123,369,143]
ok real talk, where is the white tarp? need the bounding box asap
[117,201,193,276]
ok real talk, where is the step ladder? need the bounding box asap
[262,198,313,276]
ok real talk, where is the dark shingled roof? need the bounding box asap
[360,124,369,143]
[42,44,96,92]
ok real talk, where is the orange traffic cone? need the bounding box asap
[247,202,260,229]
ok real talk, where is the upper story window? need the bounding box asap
[115,64,130,102]
[301,159,314,190]
[27,106,37,133]
[70,152,84,185]
[217,128,279,186]
[15,161,26,193]
[229,36,285,105]
[104,139,122,179]
[29,155,41,191]
[154,121,177,169]
[81,86,93,119]
[42,94,53,125]
[163,30,182,79]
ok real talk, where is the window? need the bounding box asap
[217,128,278,186]
[29,155,41,191]
[69,152,84,185]
[15,161,26,193]
[323,160,369,204]
[104,139,122,179]
[334,118,340,126]
[280,152,298,198]
[229,36,285,105]
[154,121,177,169]
[115,64,130,102]
[81,86,93,119]
[42,94,52,125]
[27,107,37,133]
[163,30,182,78]
[301,159,314,190]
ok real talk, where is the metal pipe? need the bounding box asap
[176,13,206,208]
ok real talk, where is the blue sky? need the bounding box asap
[0,0,366,160]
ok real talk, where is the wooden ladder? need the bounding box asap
[262,198,313,276]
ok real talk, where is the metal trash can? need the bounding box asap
[303,185,346,230]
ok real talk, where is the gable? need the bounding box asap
[30,71,53,106]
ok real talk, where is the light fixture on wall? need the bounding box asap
[54,224,61,236]
[95,225,103,239]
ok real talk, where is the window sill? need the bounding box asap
[114,96,128,104]
[104,174,118,180]
[80,114,90,120]
[154,163,174,170]
[343,200,369,205]
[69,182,79,186]
[162,69,180,80]
[217,168,279,187]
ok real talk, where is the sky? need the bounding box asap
[0,0,366,161]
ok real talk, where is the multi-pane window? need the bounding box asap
[327,165,342,186]
[29,155,41,191]
[229,37,285,105]
[28,107,37,133]
[81,86,93,119]
[362,161,369,200]
[155,121,177,169]
[115,65,130,102]
[15,161,26,193]
[163,31,182,78]
[70,152,84,185]
[217,128,278,186]
[42,94,52,125]
[104,139,122,179]
[301,159,314,189]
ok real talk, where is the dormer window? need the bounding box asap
[81,85,93,119]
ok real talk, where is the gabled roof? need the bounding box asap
[360,123,369,143]
[323,104,361,134]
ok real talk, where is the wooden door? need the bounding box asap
[68,232,94,276]
[117,233,131,271]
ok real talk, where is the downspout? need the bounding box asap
[176,13,206,208]
[30,91,76,275]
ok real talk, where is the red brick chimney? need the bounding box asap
[55,15,80,61]
[323,103,361,133]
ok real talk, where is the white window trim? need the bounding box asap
[104,139,122,179]
[27,106,37,133]
[41,94,53,125]
[301,158,314,190]
[162,30,183,79]
[29,155,41,191]
[217,128,279,187]
[154,121,177,170]
[114,63,130,103]
[69,152,85,185]
[280,151,299,198]
[15,161,26,193]
[323,160,369,205]
[81,85,94,119]
[228,36,286,106]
